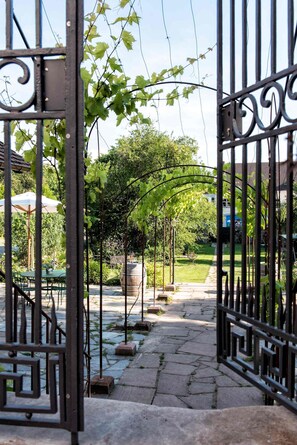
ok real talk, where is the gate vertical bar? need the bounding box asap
[255,0,261,81]
[242,0,247,88]
[270,0,277,74]
[241,1,248,311]
[217,0,223,359]
[34,120,43,344]
[230,148,235,308]
[286,134,293,333]
[4,122,12,343]
[268,137,276,327]
[35,0,42,47]
[34,1,43,343]
[65,0,84,438]
[5,0,13,50]
[254,141,262,320]
[230,0,236,308]
[4,0,13,346]
[230,0,235,94]
[288,0,294,67]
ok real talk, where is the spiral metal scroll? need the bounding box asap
[0,58,35,112]
[232,73,297,139]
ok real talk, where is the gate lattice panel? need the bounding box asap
[0,1,84,442]
[217,0,297,413]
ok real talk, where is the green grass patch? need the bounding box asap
[223,244,242,278]
[161,244,215,283]
[223,244,266,281]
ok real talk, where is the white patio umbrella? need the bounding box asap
[0,192,61,269]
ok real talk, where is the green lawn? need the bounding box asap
[162,244,215,283]
[222,244,266,281]
[223,244,242,278]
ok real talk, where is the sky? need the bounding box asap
[0,1,295,168]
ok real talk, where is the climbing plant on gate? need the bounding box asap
[13,0,214,212]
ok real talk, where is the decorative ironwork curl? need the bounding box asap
[233,93,257,138]
[259,82,283,131]
[0,58,35,112]
[232,74,297,139]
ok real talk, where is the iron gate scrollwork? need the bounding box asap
[217,0,297,413]
[0,1,84,443]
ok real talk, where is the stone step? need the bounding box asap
[0,399,296,445]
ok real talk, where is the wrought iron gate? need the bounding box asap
[0,1,84,442]
[217,0,297,413]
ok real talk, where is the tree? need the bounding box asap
[101,125,198,187]
[87,125,203,254]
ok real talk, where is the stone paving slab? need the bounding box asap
[157,373,190,396]
[188,381,216,394]
[153,327,190,336]
[193,366,222,379]
[164,353,197,364]
[119,368,158,388]
[129,352,160,368]
[149,343,179,353]
[216,386,263,409]
[152,394,188,408]
[108,386,155,404]
[181,393,215,409]
[178,340,217,357]
[162,362,196,376]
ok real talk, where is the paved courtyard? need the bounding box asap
[101,281,264,409]
[0,261,264,410]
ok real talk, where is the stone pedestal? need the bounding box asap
[90,375,114,395]
[157,292,170,303]
[147,305,163,314]
[165,284,176,292]
[115,341,136,356]
[133,320,152,331]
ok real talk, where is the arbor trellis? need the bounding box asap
[87,161,265,376]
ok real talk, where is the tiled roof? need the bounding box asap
[233,162,297,187]
[0,142,30,172]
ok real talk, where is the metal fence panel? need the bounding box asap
[217,0,297,413]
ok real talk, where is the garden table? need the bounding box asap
[21,269,66,281]
[20,269,66,303]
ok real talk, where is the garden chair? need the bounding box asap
[48,273,66,309]
[12,272,36,298]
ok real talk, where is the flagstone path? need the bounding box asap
[98,261,264,409]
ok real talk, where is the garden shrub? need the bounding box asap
[145,262,163,287]
[105,264,121,285]
[88,259,110,284]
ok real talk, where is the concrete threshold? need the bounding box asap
[0,398,296,445]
